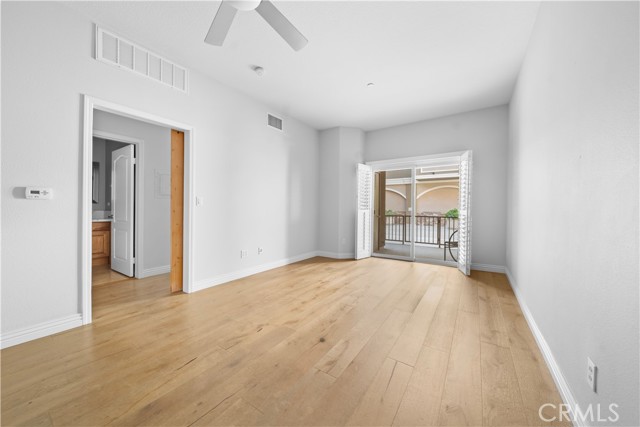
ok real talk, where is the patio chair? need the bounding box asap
[444,229,459,262]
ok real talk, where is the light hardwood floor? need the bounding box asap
[1,257,568,426]
[92,264,130,287]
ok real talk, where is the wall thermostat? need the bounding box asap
[25,187,53,200]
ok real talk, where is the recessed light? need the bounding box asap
[366,82,375,88]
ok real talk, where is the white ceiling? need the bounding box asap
[64,1,540,131]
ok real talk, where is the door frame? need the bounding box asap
[92,130,144,279]
[367,151,467,267]
[81,95,195,325]
[370,166,416,262]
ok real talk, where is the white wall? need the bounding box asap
[1,2,319,335]
[317,127,364,257]
[93,110,171,275]
[365,105,509,268]
[318,128,341,255]
[507,2,639,426]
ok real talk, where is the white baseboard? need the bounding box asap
[0,314,83,349]
[471,263,506,273]
[315,251,355,260]
[505,268,580,427]
[139,265,170,278]
[191,251,319,293]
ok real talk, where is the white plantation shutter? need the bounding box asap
[458,151,473,275]
[355,164,373,260]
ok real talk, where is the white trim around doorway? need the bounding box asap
[82,95,195,325]
[366,151,466,171]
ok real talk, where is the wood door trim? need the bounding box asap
[170,129,184,292]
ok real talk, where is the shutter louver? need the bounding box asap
[457,151,473,275]
[356,164,373,260]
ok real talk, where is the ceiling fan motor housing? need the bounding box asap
[228,0,262,11]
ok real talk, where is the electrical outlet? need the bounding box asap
[240,250,248,259]
[587,357,597,392]
[258,247,263,255]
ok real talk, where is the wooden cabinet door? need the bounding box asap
[92,232,106,255]
[92,223,111,266]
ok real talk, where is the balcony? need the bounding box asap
[375,214,459,261]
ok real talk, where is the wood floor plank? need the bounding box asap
[236,297,358,411]
[393,346,450,426]
[243,267,406,413]
[314,267,417,377]
[303,309,412,426]
[478,272,510,348]
[0,258,568,427]
[438,310,483,426]
[260,368,336,426]
[498,290,571,427]
[192,398,262,426]
[509,346,571,427]
[499,293,540,351]
[481,341,528,426]
[491,272,517,299]
[346,358,413,426]
[107,327,295,426]
[388,272,445,366]
[423,268,463,352]
[393,266,435,313]
[459,271,480,314]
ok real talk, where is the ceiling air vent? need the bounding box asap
[267,114,283,131]
[95,26,188,93]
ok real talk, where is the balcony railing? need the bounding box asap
[385,215,459,247]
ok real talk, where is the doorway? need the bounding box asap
[356,151,472,275]
[91,134,139,286]
[373,168,414,261]
[82,96,193,325]
[90,117,182,287]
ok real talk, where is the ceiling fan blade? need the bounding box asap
[255,0,308,51]
[205,1,238,46]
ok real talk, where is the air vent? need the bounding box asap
[268,114,283,131]
[95,26,188,93]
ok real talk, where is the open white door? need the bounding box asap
[457,151,473,275]
[111,145,135,277]
[355,163,373,260]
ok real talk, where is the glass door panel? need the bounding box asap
[372,168,414,261]
[413,164,460,263]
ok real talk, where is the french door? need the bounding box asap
[370,167,416,261]
[356,151,473,275]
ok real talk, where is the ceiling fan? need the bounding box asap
[204,0,308,51]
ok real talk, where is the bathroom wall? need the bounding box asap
[92,138,107,212]
[92,138,128,216]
